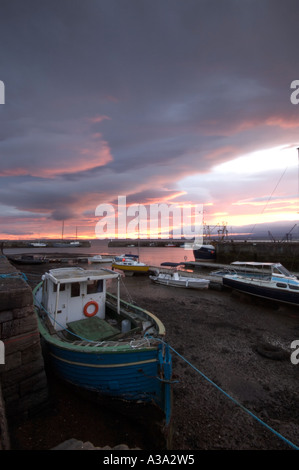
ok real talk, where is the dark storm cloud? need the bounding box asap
[0,0,299,234]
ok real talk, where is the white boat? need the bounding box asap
[150,272,210,289]
[90,255,113,263]
[29,242,47,247]
[222,261,299,306]
[114,254,139,262]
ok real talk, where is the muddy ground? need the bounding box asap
[8,260,299,451]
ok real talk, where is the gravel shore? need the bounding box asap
[9,261,299,451]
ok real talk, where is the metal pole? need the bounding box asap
[117,275,120,314]
[54,282,60,329]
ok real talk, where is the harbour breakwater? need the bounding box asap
[215,241,299,271]
[1,239,91,249]
[0,256,48,449]
[109,239,299,271]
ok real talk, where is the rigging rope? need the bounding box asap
[0,272,28,281]
[146,334,299,451]
[32,276,299,451]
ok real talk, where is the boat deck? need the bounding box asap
[67,316,120,342]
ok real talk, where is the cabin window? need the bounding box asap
[289,284,299,290]
[87,280,103,294]
[71,282,81,297]
[276,282,287,288]
[53,284,65,292]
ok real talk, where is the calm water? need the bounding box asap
[4,239,195,266]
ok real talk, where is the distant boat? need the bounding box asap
[114,254,139,262]
[112,256,150,274]
[90,255,113,263]
[29,242,47,247]
[210,267,237,277]
[222,261,299,306]
[33,267,172,425]
[8,254,48,265]
[150,272,210,289]
[193,244,216,261]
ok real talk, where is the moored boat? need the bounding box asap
[90,255,113,263]
[33,267,172,425]
[193,244,216,261]
[29,242,47,247]
[114,254,139,262]
[222,261,299,306]
[69,241,82,246]
[112,256,150,274]
[8,254,48,265]
[150,272,210,289]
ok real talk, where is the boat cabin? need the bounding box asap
[230,262,297,280]
[41,267,120,331]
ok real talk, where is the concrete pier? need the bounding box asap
[0,255,48,449]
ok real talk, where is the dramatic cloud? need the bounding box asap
[0,0,298,238]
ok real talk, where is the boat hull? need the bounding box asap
[193,245,216,261]
[34,284,172,424]
[90,257,113,263]
[8,256,47,265]
[43,341,169,408]
[112,263,149,273]
[223,277,299,306]
[150,276,209,289]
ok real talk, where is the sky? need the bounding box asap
[0,0,299,240]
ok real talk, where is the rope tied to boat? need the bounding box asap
[145,333,299,451]
[129,337,151,349]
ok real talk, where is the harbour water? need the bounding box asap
[3,238,299,270]
[3,239,193,267]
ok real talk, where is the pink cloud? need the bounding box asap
[265,115,299,129]
[88,115,111,123]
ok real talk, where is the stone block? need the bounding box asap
[1,311,38,339]
[0,257,48,423]
[0,310,14,323]
[21,342,44,365]
[3,331,40,356]
[1,357,45,388]
[1,351,22,372]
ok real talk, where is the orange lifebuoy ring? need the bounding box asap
[83,301,99,317]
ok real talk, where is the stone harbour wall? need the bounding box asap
[215,241,299,270]
[0,255,48,449]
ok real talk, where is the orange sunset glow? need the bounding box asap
[0,3,298,243]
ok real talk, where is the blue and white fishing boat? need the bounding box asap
[33,267,172,426]
[222,261,299,306]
